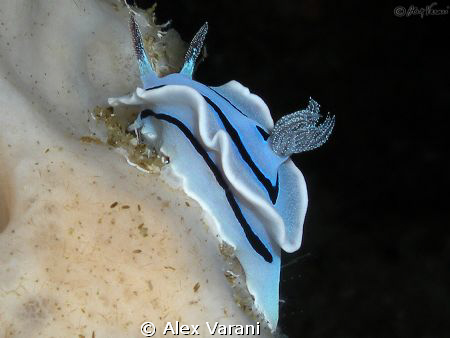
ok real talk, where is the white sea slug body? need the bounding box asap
[108,13,335,331]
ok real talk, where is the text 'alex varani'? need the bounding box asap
[163,321,261,335]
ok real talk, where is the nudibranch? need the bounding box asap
[108,14,334,331]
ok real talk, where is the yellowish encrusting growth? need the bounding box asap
[133,4,187,76]
[220,243,269,329]
[88,105,166,173]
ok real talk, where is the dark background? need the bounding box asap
[129,1,449,337]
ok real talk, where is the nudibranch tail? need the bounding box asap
[269,98,335,157]
[180,22,208,78]
[129,13,157,88]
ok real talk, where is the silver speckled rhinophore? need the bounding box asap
[180,22,208,76]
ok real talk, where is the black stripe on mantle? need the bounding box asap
[140,109,273,263]
[145,84,279,204]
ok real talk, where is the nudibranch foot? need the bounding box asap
[220,242,271,328]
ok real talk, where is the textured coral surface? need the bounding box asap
[0,1,271,336]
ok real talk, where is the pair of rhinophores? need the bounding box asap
[108,11,334,331]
